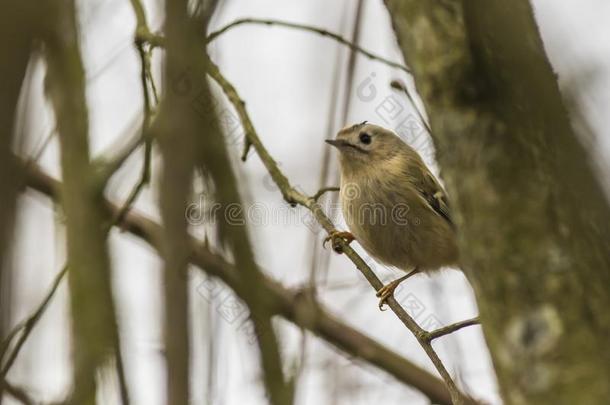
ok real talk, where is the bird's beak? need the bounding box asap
[325,139,345,148]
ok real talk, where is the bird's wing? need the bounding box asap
[411,165,454,227]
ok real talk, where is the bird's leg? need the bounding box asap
[323,230,355,253]
[376,267,420,311]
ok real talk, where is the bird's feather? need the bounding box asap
[409,164,454,227]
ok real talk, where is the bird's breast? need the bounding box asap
[339,175,458,271]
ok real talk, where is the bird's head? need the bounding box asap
[326,122,405,175]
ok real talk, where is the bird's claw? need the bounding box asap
[376,283,396,311]
[323,230,355,253]
[375,270,418,311]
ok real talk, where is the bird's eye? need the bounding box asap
[359,132,372,144]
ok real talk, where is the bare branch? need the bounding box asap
[43,2,126,403]
[204,57,473,405]
[95,0,159,187]
[138,17,409,73]
[426,317,480,341]
[0,266,67,378]
[155,0,198,402]
[93,115,144,181]
[312,186,340,202]
[23,163,457,405]
[1,380,35,405]
[111,0,159,226]
[390,79,432,134]
[206,18,410,73]
[0,3,39,375]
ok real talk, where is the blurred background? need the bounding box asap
[4,0,610,404]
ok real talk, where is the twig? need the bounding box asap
[206,18,410,73]
[94,116,144,182]
[112,0,158,226]
[390,79,432,135]
[129,0,163,49]
[426,317,480,341]
[205,57,469,405]
[312,186,340,202]
[0,266,67,378]
[23,163,459,405]
[1,380,36,405]
[95,0,158,186]
[26,128,56,168]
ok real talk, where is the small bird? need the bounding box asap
[325,122,458,310]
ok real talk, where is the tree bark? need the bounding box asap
[385,1,610,403]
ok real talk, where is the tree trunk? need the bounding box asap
[0,1,38,348]
[385,1,610,403]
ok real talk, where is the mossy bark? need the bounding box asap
[385,1,610,403]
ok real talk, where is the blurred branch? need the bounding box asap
[181,7,292,402]
[95,0,159,191]
[155,0,198,403]
[134,17,409,161]
[205,18,410,73]
[191,85,293,404]
[111,0,159,225]
[205,57,472,404]
[1,381,35,405]
[129,0,164,48]
[134,0,293,401]
[26,128,56,168]
[93,117,144,182]
[23,163,457,405]
[425,317,480,341]
[390,79,432,134]
[42,1,127,403]
[0,266,67,378]
[0,3,39,373]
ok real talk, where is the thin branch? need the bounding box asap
[23,163,458,405]
[1,380,36,405]
[204,57,471,405]
[205,18,410,73]
[26,128,56,167]
[312,186,339,202]
[95,0,159,185]
[426,317,480,341]
[0,266,67,378]
[110,0,159,227]
[0,142,163,388]
[94,118,144,182]
[112,44,155,226]
[204,58,296,201]
[129,0,164,48]
[390,79,432,134]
